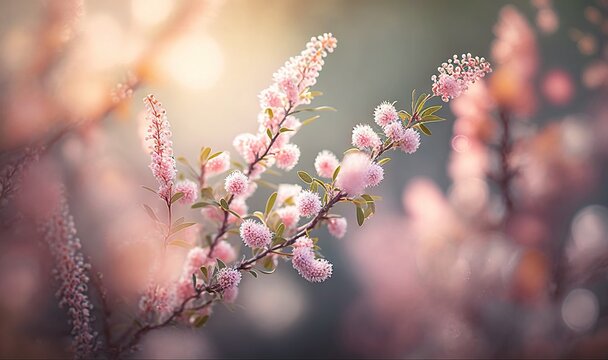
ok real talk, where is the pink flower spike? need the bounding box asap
[144,95,176,201]
[314,150,339,178]
[291,241,333,283]
[431,53,492,102]
[366,163,384,187]
[336,152,372,196]
[296,190,322,218]
[175,179,198,205]
[224,170,248,196]
[275,143,301,171]
[383,122,405,142]
[239,219,273,248]
[205,152,231,176]
[327,217,347,239]
[352,124,381,150]
[217,268,242,291]
[277,206,301,229]
[401,128,421,154]
[374,101,399,127]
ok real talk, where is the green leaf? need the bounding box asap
[169,222,197,236]
[276,223,285,237]
[265,192,278,216]
[228,209,242,219]
[192,273,197,288]
[343,148,360,155]
[220,198,229,211]
[332,165,341,181]
[361,194,374,203]
[208,151,223,161]
[200,187,214,200]
[171,192,184,204]
[143,204,160,223]
[253,211,265,222]
[416,123,432,136]
[297,171,313,184]
[377,157,391,166]
[191,201,214,209]
[265,108,274,119]
[193,315,209,328]
[167,239,193,250]
[216,258,226,270]
[199,147,211,164]
[309,90,323,97]
[248,270,258,278]
[142,185,158,195]
[266,128,273,140]
[411,89,416,114]
[420,105,441,118]
[356,205,365,226]
[295,106,337,113]
[415,93,429,114]
[279,127,294,133]
[200,266,208,280]
[420,115,445,123]
[301,115,321,126]
[262,256,276,271]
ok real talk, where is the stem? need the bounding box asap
[496,107,514,222]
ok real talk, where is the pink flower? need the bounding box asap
[205,152,231,176]
[366,163,384,187]
[336,152,372,196]
[314,150,339,178]
[42,197,96,358]
[401,128,421,154]
[224,170,248,196]
[144,95,176,200]
[383,121,405,142]
[139,285,170,321]
[182,247,212,279]
[223,285,239,303]
[431,54,492,102]
[327,217,347,239]
[175,179,198,205]
[374,101,399,127]
[275,143,301,170]
[212,241,237,264]
[277,206,301,229]
[296,190,322,217]
[291,238,333,282]
[216,268,242,291]
[352,124,381,150]
[277,184,302,204]
[240,219,273,248]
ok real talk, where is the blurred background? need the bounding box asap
[1,0,608,358]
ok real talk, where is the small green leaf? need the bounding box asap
[265,108,274,119]
[266,128,273,139]
[420,105,441,117]
[169,222,197,236]
[332,165,341,181]
[279,127,294,133]
[420,115,445,122]
[200,266,208,279]
[377,157,391,166]
[297,171,313,184]
[199,147,211,163]
[265,192,278,216]
[220,198,229,211]
[343,148,360,155]
[200,187,214,200]
[361,194,374,203]
[248,270,258,278]
[171,192,185,204]
[208,151,223,161]
[191,201,214,209]
[143,204,160,223]
[192,273,197,288]
[193,315,209,328]
[276,223,285,237]
[253,211,265,222]
[168,239,193,249]
[356,205,365,226]
[301,115,321,126]
[216,258,226,270]
[416,123,432,136]
[228,209,242,219]
[141,185,158,195]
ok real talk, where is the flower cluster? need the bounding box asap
[291,237,333,282]
[239,219,273,248]
[42,197,97,359]
[432,53,492,102]
[144,95,176,200]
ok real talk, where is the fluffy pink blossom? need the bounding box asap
[374,101,399,127]
[175,179,198,205]
[401,128,421,154]
[327,217,347,239]
[277,184,302,204]
[352,124,381,150]
[212,241,237,264]
[431,54,492,102]
[275,143,301,170]
[296,190,322,217]
[42,198,96,358]
[204,152,231,176]
[216,268,242,291]
[224,170,248,196]
[277,205,301,229]
[223,285,239,303]
[314,150,339,178]
[233,133,266,164]
[144,95,176,200]
[366,163,384,187]
[336,152,372,196]
[139,285,170,322]
[383,121,406,142]
[291,237,333,282]
[182,247,213,279]
[239,219,273,248]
